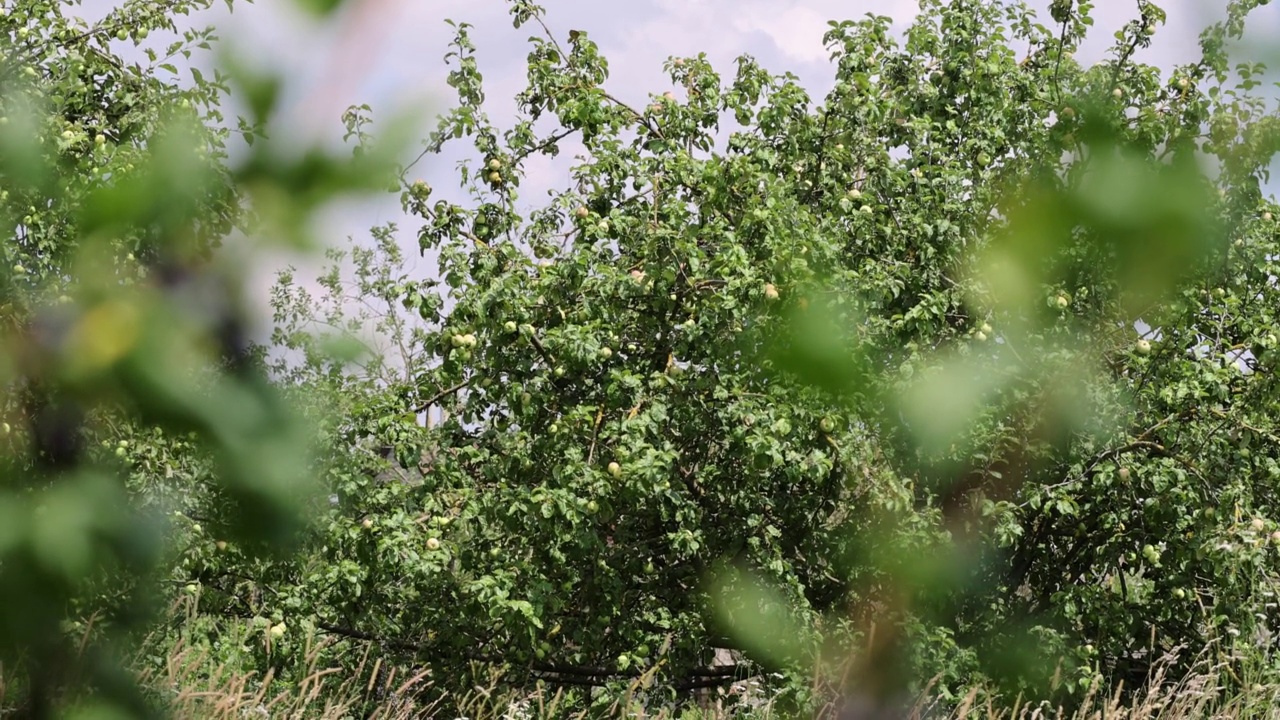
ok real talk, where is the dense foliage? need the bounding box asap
[250,0,1280,710]
[8,0,1280,717]
[0,0,397,716]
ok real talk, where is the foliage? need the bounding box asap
[11,0,1280,717]
[184,0,1280,714]
[0,0,400,716]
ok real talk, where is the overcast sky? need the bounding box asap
[95,0,1280,335]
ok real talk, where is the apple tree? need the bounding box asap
[185,0,1280,713]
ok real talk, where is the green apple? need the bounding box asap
[607,461,622,478]
[974,331,988,342]
[586,500,599,514]
[764,283,779,301]
[488,171,502,184]
[215,541,228,552]
[1172,588,1185,599]
[361,518,374,530]
[598,346,612,359]
[488,158,502,170]
[1135,339,1152,356]
[426,537,441,551]
[270,622,286,638]
[820,417,835,433]
[980,322,992,335]
[1118,467,1130,481]
[1055,295,1069,309]
[184,583,198,595]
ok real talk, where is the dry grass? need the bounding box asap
[5,616,1280,719]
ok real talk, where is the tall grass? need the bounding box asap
[5,610,1280,719]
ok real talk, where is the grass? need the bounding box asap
[5,607,1280,719]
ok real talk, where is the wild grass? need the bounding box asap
[5,608,1280,719]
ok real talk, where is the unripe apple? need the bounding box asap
[1172,588,1185,599]
[1084,644,1095,655]
[1142,544,1160,563]
[575,206,589,219]
[673,58,685,67]
[215,541,228,552]
[980,322,992,335]
[549,423,560,434]
[1271,530,1280,545]
[607,461,622,478]
[974,331,988,342]
[663,91,676,101]
[184,583,198,595]
[847,188,861,199]
[1,422,9,434]
[1178,77,1190,90]
[819,417,835,433]
[1264,212,1273,222]
[270,622,286,638]
[94,134,105,145]
[598,346,613,359]
[504,321,518,333]
[1252,518,1266,532]
[12,264,24,274]
[115,28,128,41]
[361,518,374,530]
[1055,295,1069,309]
[1118,467,1130,481]
[191,524,202,534]
[136,28,149,40]
[764,283,779,301]
[586,500,599,514]
[1060,106,1075,119]
[1144,24,1156,36]
[1112,87,1123,99]
[426,537,441,551]
[553,367,565,378]
[488,158,502,170]
[488,171,502,183]
[115,446,126,457]
[1135,339,1152,355]
[630,269,646,283]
